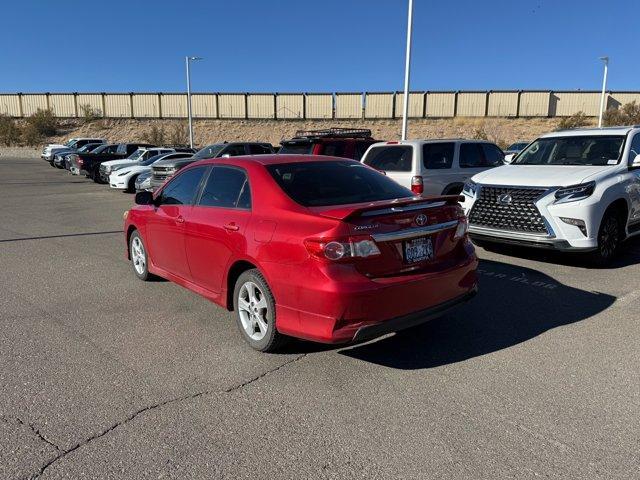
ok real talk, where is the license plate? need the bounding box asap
[403,237,434,264]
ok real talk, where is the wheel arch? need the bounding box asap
[125,225,138,259]
[225,259,261,311]
[604,197,630,232]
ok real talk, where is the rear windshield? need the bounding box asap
[279,142,314,155]
[267,161,413,207]
[362,146,413,171]
[193,144,225,159]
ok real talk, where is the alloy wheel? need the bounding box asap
[131,237,146,275]
[237,281,269,341]
[599,216,619,260]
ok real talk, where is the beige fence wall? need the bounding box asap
[335,93,362,119]
[2,91,639,119]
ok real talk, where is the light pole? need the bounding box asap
[401,0,414,141]
[598,56,609,128]
[185,56,203,148]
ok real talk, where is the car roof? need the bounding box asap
[194,154,357,167]
[541,126,637,138]
[367,139,494,148]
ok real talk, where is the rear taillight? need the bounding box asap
[411,175,424,194]
[453,218,468,239]
[304,236,381,261]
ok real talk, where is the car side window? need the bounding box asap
[629,134,640,164]
[353,142,372,161]
[222,145,247,157]
[321,142,346,158]
[423,143,454,169]
[198,166,251,209]
[248,144,272,155]
[158,166,206,205]
[363,146,413,172]
[481,144,505,167]
[459,143,484,168]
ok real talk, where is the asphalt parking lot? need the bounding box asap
[1,156,639,480]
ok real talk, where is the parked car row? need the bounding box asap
[42,125,640,351]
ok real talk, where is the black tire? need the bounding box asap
[443,184,463,195]
[590,210,623,265]
[233,269,288,352]
[91,170,102,183]
[129,230,156,281]
[126,174,139,193]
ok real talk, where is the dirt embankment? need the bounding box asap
[3,117,580,157]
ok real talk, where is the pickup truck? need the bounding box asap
[71,143,155,182]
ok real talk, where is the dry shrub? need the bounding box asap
[557,112,590,130]
[0,114,22,146]
[603,101,640,127]
[142,124,166,145]
[168,123,189,145]
[22,108,58,145]
[79,104,102,123]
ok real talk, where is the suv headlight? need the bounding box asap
[554,181,595,204]
[463,180,479,197]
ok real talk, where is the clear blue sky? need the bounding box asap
[1,0,638,93]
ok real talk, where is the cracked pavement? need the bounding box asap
[1,156,639,479]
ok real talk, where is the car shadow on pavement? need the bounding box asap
[476,236,640,270]
[337,259,616,370]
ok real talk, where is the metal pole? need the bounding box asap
[401,0,414,141]
[186,56,194,148]
[598,56,609,128]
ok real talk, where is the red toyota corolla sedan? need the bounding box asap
[124,155,478,351]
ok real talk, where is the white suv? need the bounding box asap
[461,126,640,262]
[361,139,504,196]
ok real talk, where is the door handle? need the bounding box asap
[224,223,239,232]
[175,215,185,224]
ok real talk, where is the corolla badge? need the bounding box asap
[497,193,513,205]
[415,214,428,226]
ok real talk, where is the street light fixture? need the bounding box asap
[598,56,609,128]
[401,0,414,141]
[185,56,203,148]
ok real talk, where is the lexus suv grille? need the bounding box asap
[469,186,548,234]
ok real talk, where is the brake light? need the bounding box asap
[304,236,381,261]
[411,175,424,194]
[386,141,398,144]
[77,158,83,167]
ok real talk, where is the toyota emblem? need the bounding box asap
[415,214,428,226]
[497,193,513,205]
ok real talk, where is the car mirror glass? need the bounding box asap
[632,153,640,168]
[134,191,154,206]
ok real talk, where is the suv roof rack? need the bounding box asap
[292,127,373,140]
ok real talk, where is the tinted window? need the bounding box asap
[279,143,313,155]
[423,143,454,169]
[481,144,505,166]
[353,141,372,161]
[193,144,225,159]
[267,161,413,207]
[248,144,272,155]
[459,143,484,168]
[198,166,250,209]
[629,134,640,163]
[222,145,247,156]
[158,166,206,205]
[362,146,413,172]
[321,142,347,158]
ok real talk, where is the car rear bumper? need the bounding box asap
[270,248,478,344]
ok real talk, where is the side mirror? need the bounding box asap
[221,153,231,158]
[135,191,154,206]
[504,153,515,164]
[631,153,640,168]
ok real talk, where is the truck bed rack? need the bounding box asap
[292,128,373,140]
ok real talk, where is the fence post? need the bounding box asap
[45,92,51,112]
[302,93,307,120]
[516,90,522,118]
[274,93,278,120]
[485,91,490,117]
[422,91,428,118]
[73,92,79,118]
[392,92,397,120]
[158,93,163,119]
[129,93,134,118]
[17,93,24,118]
[453,91,459,117]
[101,93,107,118]
[215,93,220,119]
[361,92,365,119]
[244,93,249,120]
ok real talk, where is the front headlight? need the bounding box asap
[554,181,595,204]
[463,180,478,197]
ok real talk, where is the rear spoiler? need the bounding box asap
[311,196,463,221]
